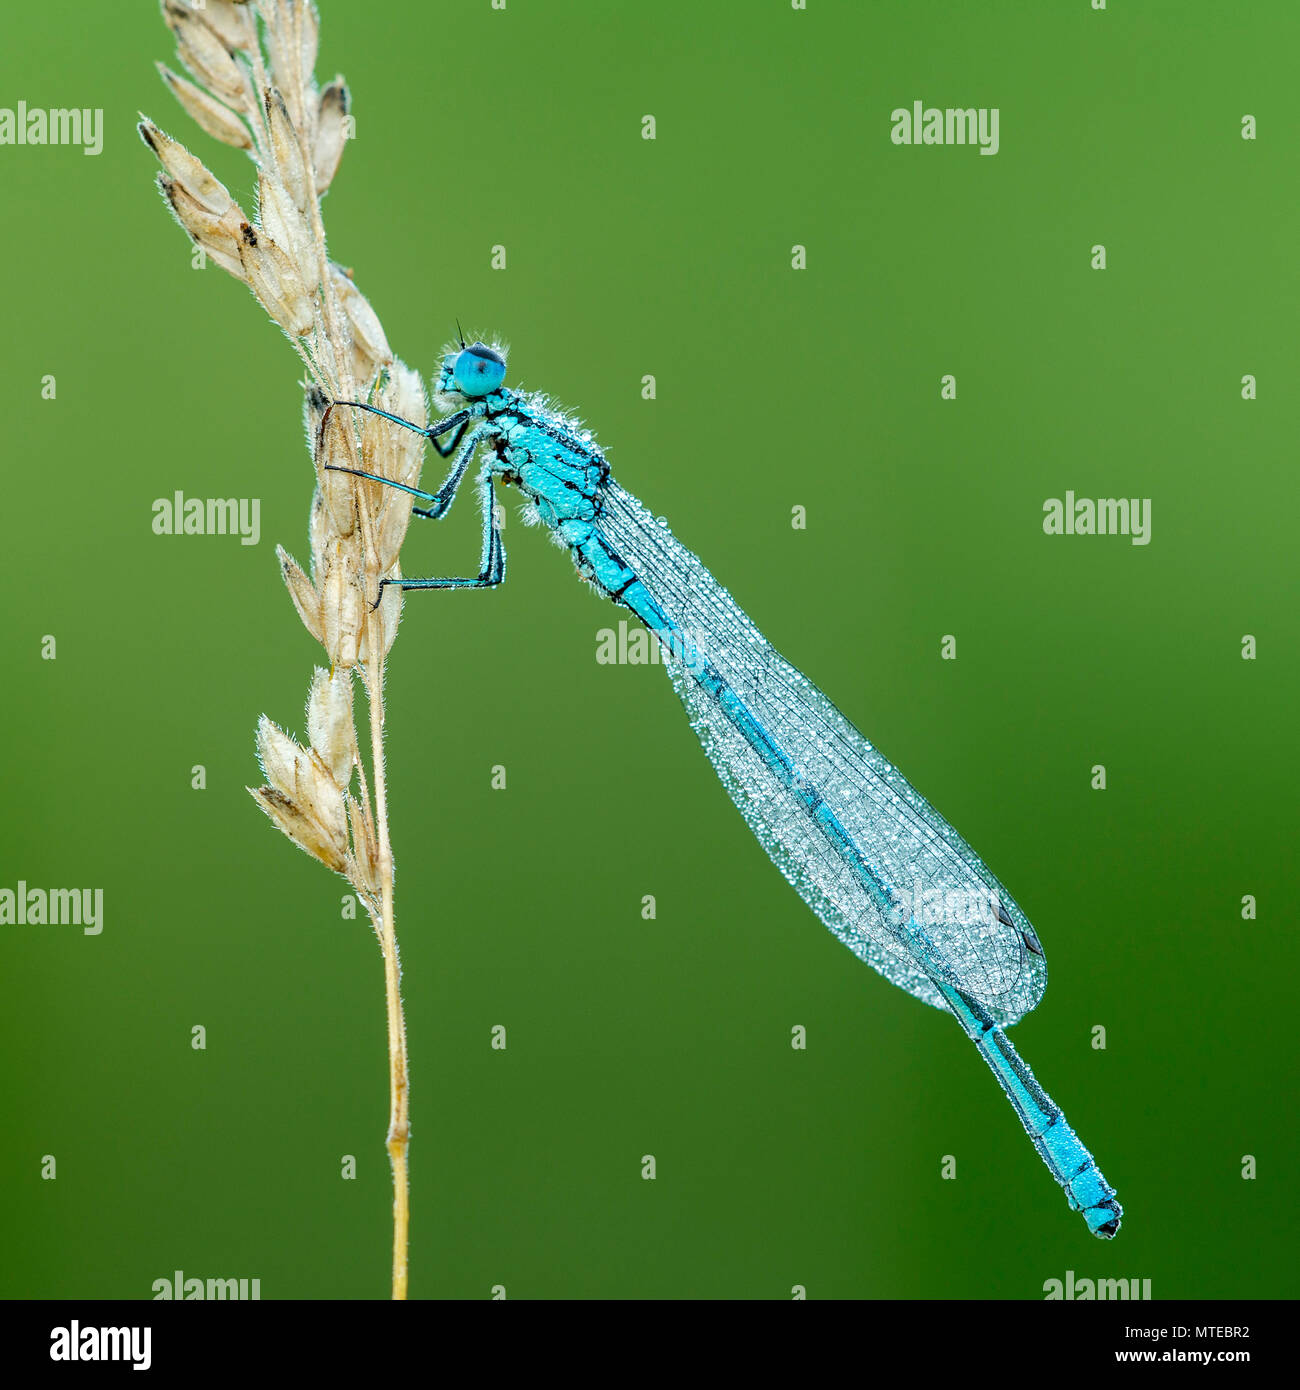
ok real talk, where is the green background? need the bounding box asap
[1,0,1296,1299]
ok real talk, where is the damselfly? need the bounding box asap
[327,338,1123,1239]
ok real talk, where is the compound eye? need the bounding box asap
[453,343,506,396]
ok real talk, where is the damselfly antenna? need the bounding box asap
[455,318,466,349]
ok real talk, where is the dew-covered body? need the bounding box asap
[328,341,1123,1238]
[485,395,681,619]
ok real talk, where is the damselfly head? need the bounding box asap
[450,341,507,397]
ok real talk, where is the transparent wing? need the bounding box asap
[598,482,1047,1027]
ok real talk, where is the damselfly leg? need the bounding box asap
[371,465,505,607]
[330,399,472,455]
[325,403,504,607]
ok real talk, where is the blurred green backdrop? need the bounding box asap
[1,0,1296,1299]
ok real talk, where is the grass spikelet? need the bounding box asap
[142,0,415,1299]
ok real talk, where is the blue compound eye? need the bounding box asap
[453,343,507,396]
